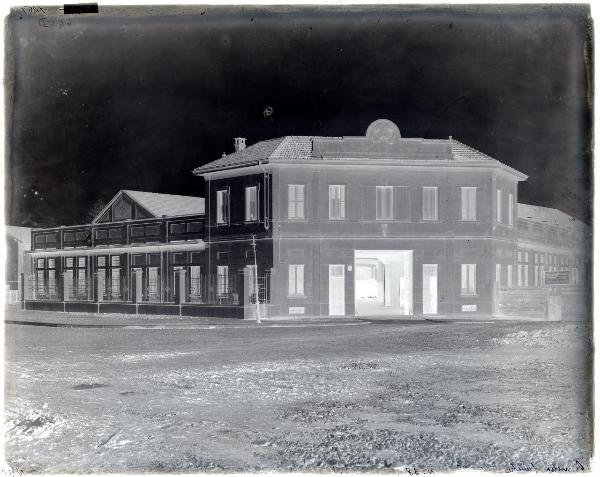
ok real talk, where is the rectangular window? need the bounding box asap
[496,189,503,223]
[508,193,514,226]
[48,270,56,296]
[190,265,202,299]
[217,265,229,295]
[37,258,45,268]
[186,222,202,233]
[376,186,394,221]
[288,264,305,296]
[97,256,106,267]
[422,187,438,221]
[36,270,45,295]
[65,257,74,268]
[77,269,87,297]
[131,226,145,237]
[245,186,258,221]
[145,225,161,236]
[288,184,305,220]
[216,189,229,225]
[169,223,186,235]
[495,264,501,283]
[147,267,159,300]
[111,256,120,267]
[507,264,513,288]
[461,264,476,295]
[111,268,120,297]
[461,187,477,221]
[78,257,86,268]
[328,185,346,220]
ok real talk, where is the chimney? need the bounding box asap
[234,137,246,152]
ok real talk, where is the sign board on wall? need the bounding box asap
[544,270,570,285]
[289,307,305,314]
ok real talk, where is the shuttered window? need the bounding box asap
[461,187,477,221]
[288,184,305,219]
[376,186,394,220]
[216,189,229,225]
[461,264,476,295]
[508,193,514,226]
[422,187,438,221]
[245,186,258,221]
[288,264,305,296]
[329,185,346,220]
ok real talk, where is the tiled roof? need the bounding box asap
[193,137,286,173]
[450,140,495,161]
[517,203,586,230]
[193,133,518,174]
[122,190,205,217]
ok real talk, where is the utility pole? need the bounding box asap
[251,234,261,324]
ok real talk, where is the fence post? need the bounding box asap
[20,273,25,309]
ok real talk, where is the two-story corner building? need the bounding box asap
[21,119,589,320]
[193,119,531,319]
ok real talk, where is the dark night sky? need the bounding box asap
[5,4,592,227]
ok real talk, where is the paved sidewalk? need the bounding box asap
[3,306,370,329]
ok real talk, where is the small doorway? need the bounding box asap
[354,250,413,316]
[329,264,345,316]
[422,264,438,315]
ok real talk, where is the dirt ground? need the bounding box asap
[4,314,592,473]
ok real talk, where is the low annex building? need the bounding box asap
[23,120,590,320]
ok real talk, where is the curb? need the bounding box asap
[4,319,371,330]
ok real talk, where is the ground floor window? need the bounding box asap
[461,264,476,295]
[288,264,305,297]
[507,264,513,288]
[64,256,89,300]
[217,265,229,296]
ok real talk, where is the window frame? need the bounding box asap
[460,263,477,296]
[460,186,477,221]
[328,185,346,221]
[216,189,230,225]
[288,264,305,297]
[245,185,259,222]
[376,186,394,221]
[288,184,305,220]
[422,186,439,221]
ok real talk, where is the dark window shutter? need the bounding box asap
[361,186,376,220]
